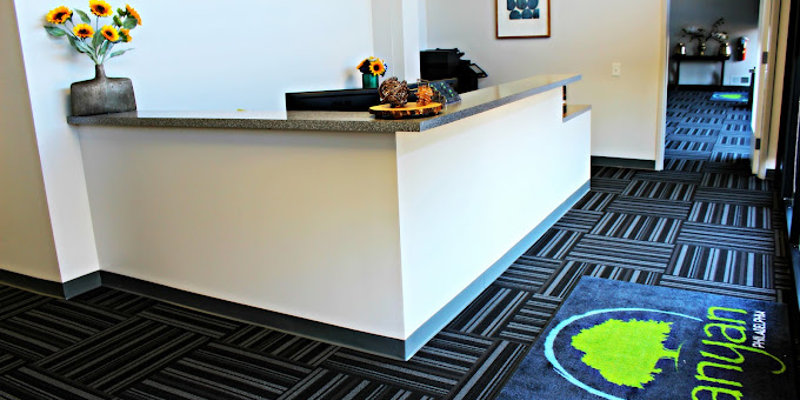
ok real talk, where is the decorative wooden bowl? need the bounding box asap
[369,102,443,119]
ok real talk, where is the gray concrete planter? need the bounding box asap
[70,64,136,116]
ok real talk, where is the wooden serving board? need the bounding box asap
[369,102,443,119]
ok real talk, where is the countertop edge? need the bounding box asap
[67,74,581,134]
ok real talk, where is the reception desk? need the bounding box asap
[68,74,591,359]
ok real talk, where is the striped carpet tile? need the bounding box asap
[659,275,777,302]
[666,140,714,152]
[621,180,695,201]
[671,127,718,136]
[590,177,631,193]
[591,167,637,180]
[676,222,774,253]
[118,342,312,400]
[496,295,561,344]
[666,134,718,145]
[667,244,773,287]
[585,264,661,285]
[565,235,674,272]
[139,303,242,339]
[74,287,159,316]
[633,170,703,184]
[701,172,771,190]
[494,256,562,291]
[551,209,604,233]
[663,159,705,172]
[0,366,109,400]
[522,229,581,259]
[445,340,527,400]
[693,187,773,206]
[717,135,751,146]
[664,150,713,160]
[35,317,209,394]
[711,151,747,162]
[275,368,436,400]
[589,212,681,243]
[572,191,616,212]
[447,287,529,338]
[0,286,49,320]
[0,300,125,361]
[222,326,339,367]
[0,353,25,375]
[606,197,692,219]
[721,122,752,134]
[688,202,771,229]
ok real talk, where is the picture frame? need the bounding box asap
[496,0,551,39]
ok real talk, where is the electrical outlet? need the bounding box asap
[612,62,622,77]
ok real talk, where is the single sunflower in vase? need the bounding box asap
[357,56,388,89]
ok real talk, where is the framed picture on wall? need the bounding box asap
[496,0,551,39]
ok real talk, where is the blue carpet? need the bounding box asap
[498,277,795,399]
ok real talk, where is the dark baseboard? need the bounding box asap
[0,180,591,359]
[591,156,655,170]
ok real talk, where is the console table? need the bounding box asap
[672,54,731,87]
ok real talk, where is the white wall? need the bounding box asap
[0,1,60,281]
[9,0,378,282]
[669,0,761,86]
[425,0,664,161]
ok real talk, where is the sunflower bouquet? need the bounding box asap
[44,1,142,65]
[357,57,388,76]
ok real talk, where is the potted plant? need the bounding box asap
[681,18,726,56]
[44,1,142,116]
[356,57,388,89]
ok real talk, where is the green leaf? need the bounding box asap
[108,48,133,59]
[98,41,111,58]
[67,35,91,54]
[44,25,67,37]
[122,17,137,29]
[74,9,91,24]
[112,15,122,26]
[92,30,104,49]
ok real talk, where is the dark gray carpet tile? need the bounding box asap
[621,179,695,201]
[447,287,528,338]
[676,222,774,254]
[688,202,772,229]
[0,353,25,375]
[717,135,752,146]
[276,368,437,400]
[711,151,748,163]
[670,127,719,136]
[590,177,630,193]
[665,134,718,145]
[551,209,603,233]
[521,229,581,260]
[589,212,681,243]
[663,159,705,172]
[74,287,159,316]
[606,196,692,219]
[444,340,527,400]
[572,191,616,212]
[495,295,560,345]
[138,303,241,339]
[564,235,673,272]
[537,261,662,299]
[117,342,311,400]
[701,172,772,190]
[775,258,794,291]
[633,170,703,184]
[0,286,49,320]
[0,300,126,361]
[658,275,777,301]
[667,244,773,288]
[664,150,712,160]
[775,229,788,258]
[693,187,773,206]
[721,122,753,134]
[35,317,209,394]
[591,166,637,180]
[494,257,562,291]
[222,326,339,367]
[703,159,752,173]
[665,140,714,152]
[0,366,110,400]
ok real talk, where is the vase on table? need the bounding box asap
[362,73,379,89]
[70,64,137,116]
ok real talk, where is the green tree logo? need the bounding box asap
[571,319,681,389]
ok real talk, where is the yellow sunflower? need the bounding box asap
[100,25,120,42]
[126,4,141,26]
[89,0,113,17]
[73,23,94,38]
[368,59,386,76]
[46,6,72,24]
[119,28,132,42]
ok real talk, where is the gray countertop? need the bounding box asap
[67,74,580,133]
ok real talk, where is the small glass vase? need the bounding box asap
[362,74,379,89]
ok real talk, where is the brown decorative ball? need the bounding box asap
[379,77,409,108]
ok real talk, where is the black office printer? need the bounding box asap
[420,48,488,93]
